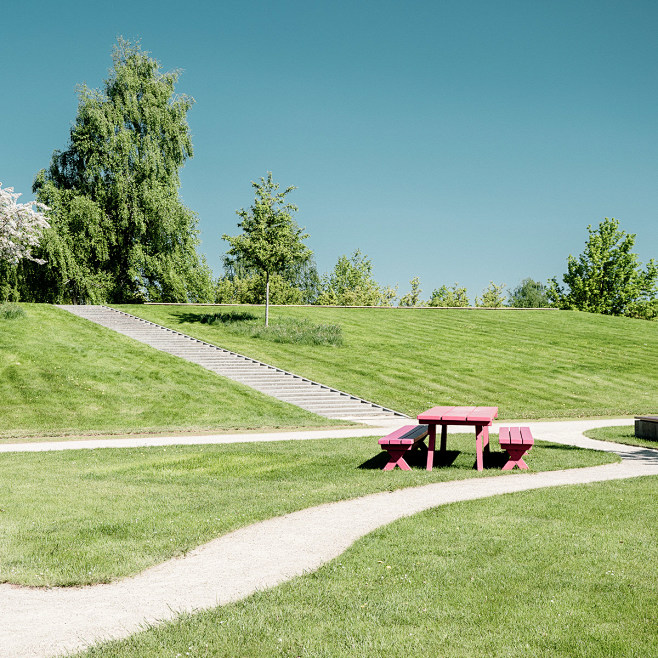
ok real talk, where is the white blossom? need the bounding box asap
[0,182,50,265]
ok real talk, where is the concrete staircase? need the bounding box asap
[57,305,407,422]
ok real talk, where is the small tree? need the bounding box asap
[508,278,550,307]
[223,173,311,326]
[549,218,657,318]
[0,183,50,266]
[316,249,395,306]
[428,283,470,307]
[399,276,425,307]
[476,281,506,307]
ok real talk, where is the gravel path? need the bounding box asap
[1,419,655,658]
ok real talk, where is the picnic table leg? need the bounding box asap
[475,424,484,471]
[426,424,436,471]
[483,426,490,454]
[440,424,447,452]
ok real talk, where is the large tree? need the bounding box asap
[21,39,213,303]
[223,173,312,326]
[549,218,657,318]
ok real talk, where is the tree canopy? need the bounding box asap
[475,281,506,307]
[508,278,549,308]
[0,184,50,267]
[399,276,425,307]
[428,283,470,307]
[0,184,51,301]
[549,218,657,319]
[16,39,213,303]
[223,173,312,325]
[316,249,397,306]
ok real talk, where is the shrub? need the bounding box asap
[0,302,26,320]
[198,313,343,346]
[428,283,470,307]
[475,282,506,307]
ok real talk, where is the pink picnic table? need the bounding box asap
[417,405,498,472]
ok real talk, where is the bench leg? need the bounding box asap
[501,447,530,470]
[440,424,447,452]
[426,425,436,471]
[383,448,412,471]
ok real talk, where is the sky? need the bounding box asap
[2,0,656,300]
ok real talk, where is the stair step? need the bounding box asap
[57,304,407,421]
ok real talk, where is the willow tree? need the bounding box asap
[223,173,311,326]
[24,39,213,303]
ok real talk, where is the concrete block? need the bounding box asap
[635,416,658,441]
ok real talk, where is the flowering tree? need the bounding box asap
[0,183,50,265]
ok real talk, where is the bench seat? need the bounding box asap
[379,424,429,470]
[498,426,534,470]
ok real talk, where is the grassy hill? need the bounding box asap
[118,304,657,420]
[0,305,341,439]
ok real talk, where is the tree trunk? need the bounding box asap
[265,272,270,327]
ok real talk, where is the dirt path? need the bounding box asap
[1,420,655,658]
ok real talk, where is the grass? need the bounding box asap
[585,424,658,450]
[118,304,658,419]
[0,304,343,440]
[196,310,343,346]
[76,476,658,658]
[0,434,616,587]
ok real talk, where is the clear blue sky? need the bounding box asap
[2,0,656,299]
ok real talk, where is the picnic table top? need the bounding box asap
[417,405,498,423]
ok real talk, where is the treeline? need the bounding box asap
[1,41,655,321]
[214,251,547,309]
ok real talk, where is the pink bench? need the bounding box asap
[498,427,534,470]
[379,425,429,471]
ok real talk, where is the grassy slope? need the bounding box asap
[118,305,658,419]
[0,304,340,439]
[79,476,657,658]
[585,424,658,450]
[0,434,616,586]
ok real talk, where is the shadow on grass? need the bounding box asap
[177,311,259,325]
[359,449,461,470]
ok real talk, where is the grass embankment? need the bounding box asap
[119,305,658,419]
[0,304,341,440]
[585,425,658,450]
[0,434,616,586]
[77,476,657,658]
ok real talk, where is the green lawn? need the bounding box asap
[77,476,657,658]
[0,434,616,587]
[585,424,658,450]
[116,305,658,419]
[0,304,342,440]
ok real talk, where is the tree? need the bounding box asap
[548,218,657,318]
[399,276,425,307]
[23,39,213,303]
[223,172,312,325]
[508,278,549,308]
[0,183,50,266]
[428,283,470,307]
[217,252,321,305]
[476,281,506,307]
[316,249,396,306]
[0,183,50,301]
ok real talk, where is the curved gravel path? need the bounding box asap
[1,419,655,658]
